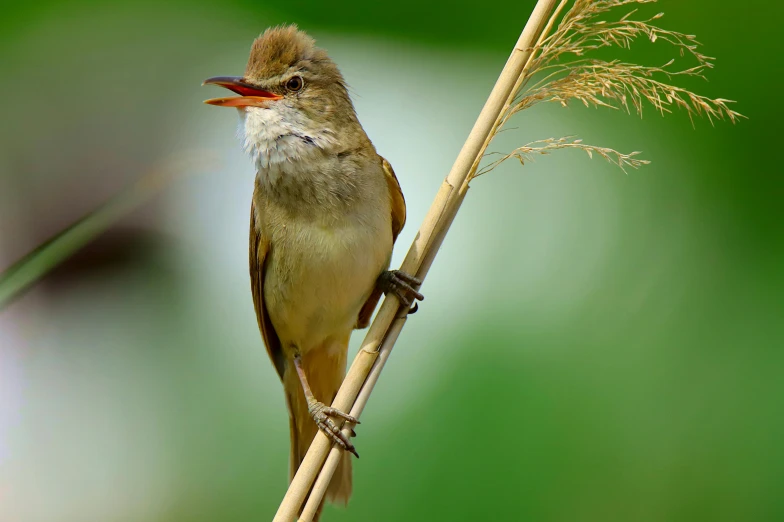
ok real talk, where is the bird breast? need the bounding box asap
[262,196,393,352]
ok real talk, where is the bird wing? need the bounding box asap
[249,192,285,380]
[382,156,407,242]
[356,156,407,329]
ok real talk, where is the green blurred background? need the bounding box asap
[1,0,782,521]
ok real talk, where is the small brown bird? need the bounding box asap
[203,26,423,514]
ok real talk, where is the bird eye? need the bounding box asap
[285,76,304,92]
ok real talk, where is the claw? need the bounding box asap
[378,270,425,310]
[308,400,360,458]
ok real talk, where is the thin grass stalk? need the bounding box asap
[273,1,561,520]
[0,152,215,309]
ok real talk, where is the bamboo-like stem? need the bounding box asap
[468,0,569,183]
[299,313,409,521]
[274,2,560,520]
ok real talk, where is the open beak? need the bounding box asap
[202,76,283,108]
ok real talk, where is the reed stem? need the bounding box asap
[273,1,561,520]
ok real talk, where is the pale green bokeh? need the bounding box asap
[0,1,781,521]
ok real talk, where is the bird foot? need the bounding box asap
[308,400,360,458]
[378,270,424,309]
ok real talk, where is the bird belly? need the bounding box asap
[264,215,392,354]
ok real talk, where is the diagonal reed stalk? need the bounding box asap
[274,1,561,520]
[283,0,742,518]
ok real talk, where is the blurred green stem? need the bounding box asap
[0,152,215,309]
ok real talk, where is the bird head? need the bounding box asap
[203,25,359,168]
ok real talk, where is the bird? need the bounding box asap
[203,25,423,517]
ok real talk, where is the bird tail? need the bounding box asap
[283,336,352,520]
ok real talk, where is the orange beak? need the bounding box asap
[202,76,283,108]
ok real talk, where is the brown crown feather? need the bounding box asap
[245,25,325,79]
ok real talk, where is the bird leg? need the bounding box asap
[293,354,360,458]
[377,270,424,309]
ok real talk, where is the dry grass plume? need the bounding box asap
[471,0,744,180]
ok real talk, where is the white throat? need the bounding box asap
[240,104,336,184]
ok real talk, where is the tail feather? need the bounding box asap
[283,337,352,520]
